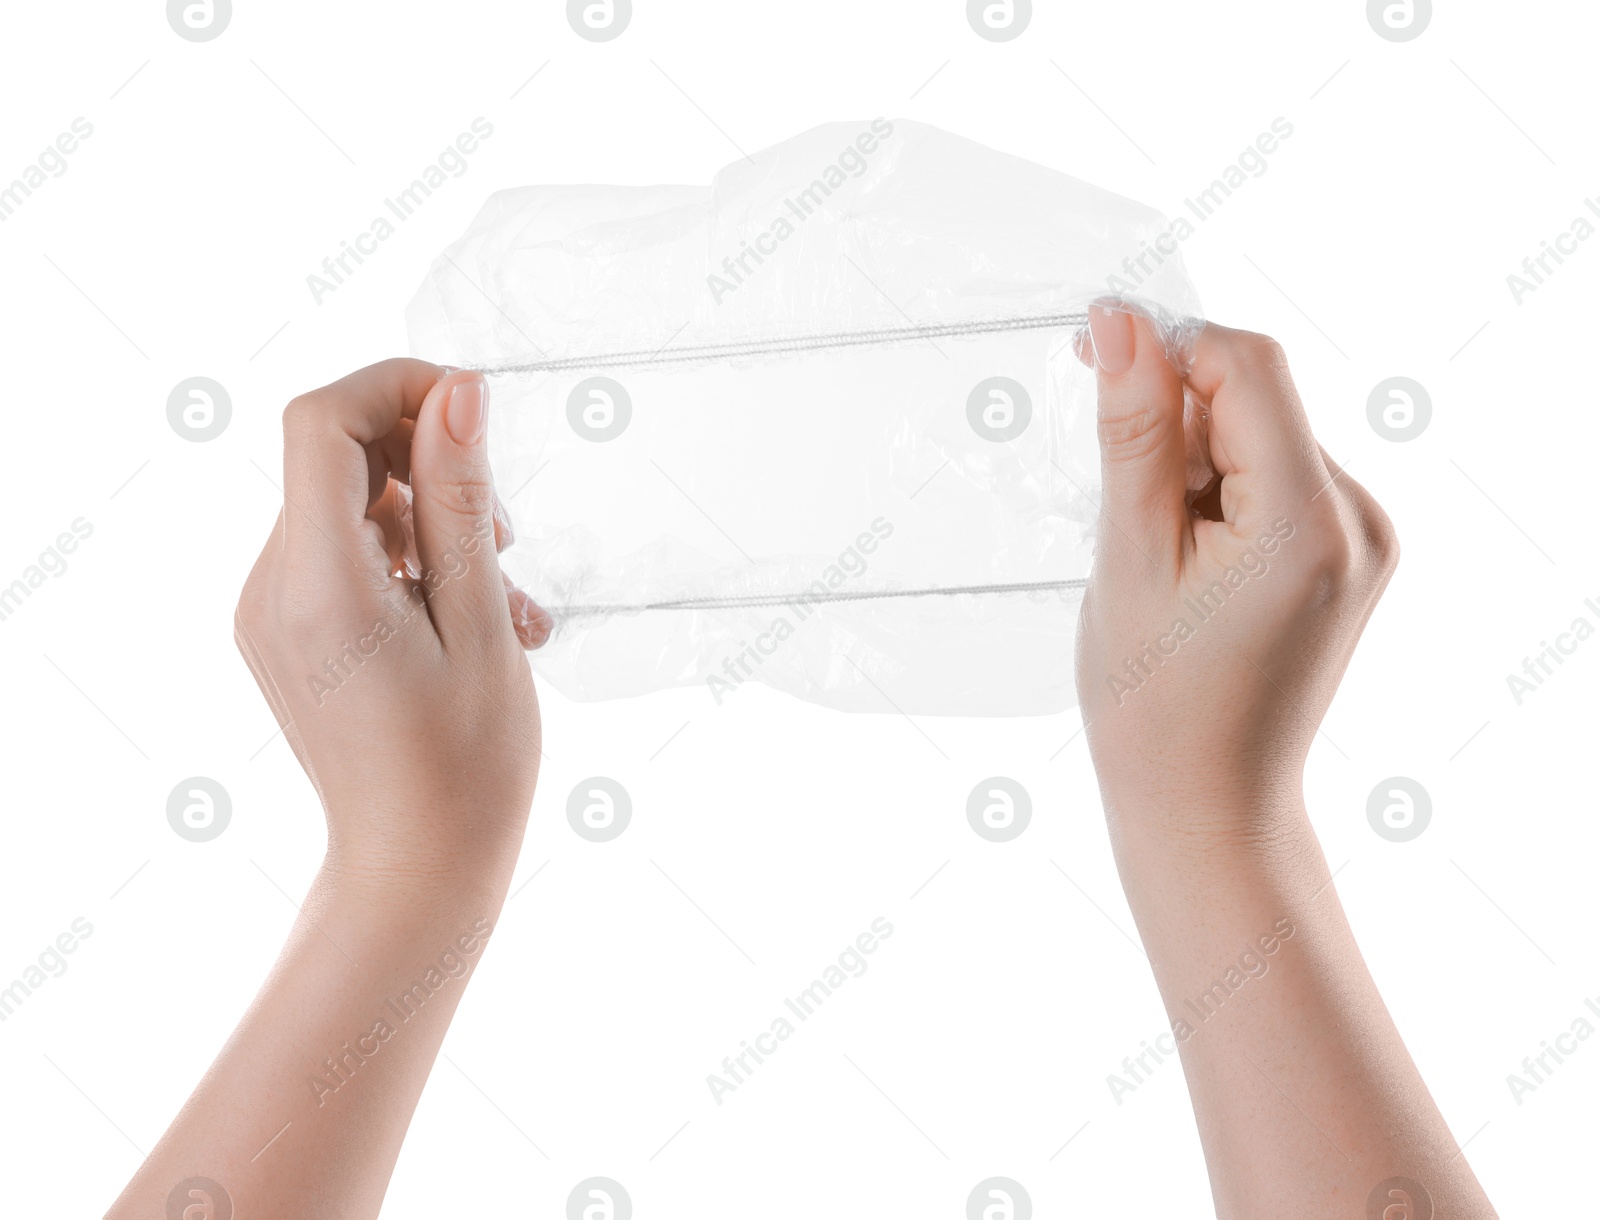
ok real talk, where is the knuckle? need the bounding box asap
[1360,499,1401,580]
[1220,331,1288,377]
[1335,475,1401,583]
[234,576,267,637]
[1292,500,1400,602]
[234,545,281,642]
[281,391,322,438]
[1310,530,1355,585]
[430,474,497,523]
[1290,507,1357,595]
[1097,405,1172,465]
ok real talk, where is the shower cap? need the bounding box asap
[406,119,1205,714]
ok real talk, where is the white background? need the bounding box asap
[1,1,1593,1215]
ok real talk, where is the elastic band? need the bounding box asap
[486,312,1091,376]
[550,577,1088,617]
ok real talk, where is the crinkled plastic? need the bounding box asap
[406,120,1205,715]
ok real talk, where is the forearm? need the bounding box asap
[108,858,509,1220]
[1104,789,1495,1219]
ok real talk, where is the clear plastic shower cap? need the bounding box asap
[407,119,1205,714]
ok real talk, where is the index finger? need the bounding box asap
[1185,324,1329,512]
[279,357,447,564]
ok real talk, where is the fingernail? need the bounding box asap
[446,376,487,446]
[1071,325,1094,368]
[1088,305,1135,376]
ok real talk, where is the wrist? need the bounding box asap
[1097,772,1310,853]
[318,839,517,917]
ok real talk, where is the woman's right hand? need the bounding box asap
[233,360,551,892]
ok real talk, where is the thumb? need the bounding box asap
[1088,302,1189,567]
[409,370,514,650]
